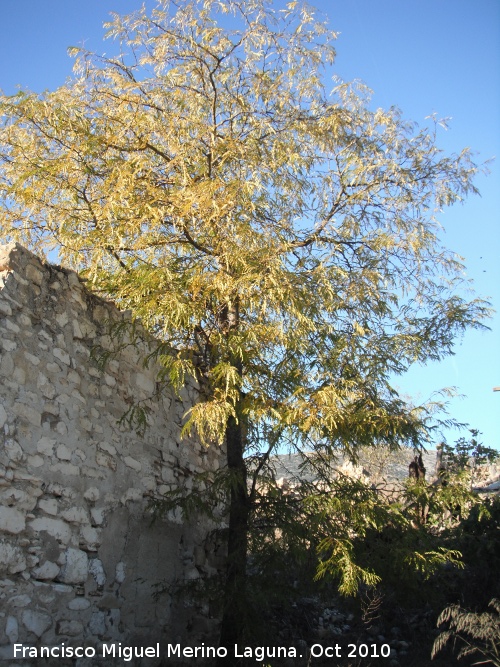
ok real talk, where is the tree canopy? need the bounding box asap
[0,0,487,446]
[0,0,490,653]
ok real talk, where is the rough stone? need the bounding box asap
[55,421,68,436]
[31,561,60,581]
[5,616,19,643]
[1,487,36,511]
[27,454,44,468]
[0,542,27,574]
[25,263,44,286]
[0,403,7,428]
[68,597,91,611]
[56,620,84,636]
[0,299,13,316]
[135,372,155,394]
[61,507,89,524]
[89,558,106,587]
[1,339,17,352]
[36,436,56,456]
[38,498,59,515]
[11,402,41,426]
[24,351,40,366]
[5,438,25,463]
[80,525,100,550]
[90,507,106,526]
[55,444,72,461]
[83,487,100,502]
[0,242,224,655]
[46,361,61,374]
[9,594,31,607]
[123,456,142,472]
[0,507,26,534]
[52,347,70,366]
[115,562,126,584]
[99,441,116,456]
[0,353,14,376]
[53,462,79,476]
[13,367,26,384]
[121,488,143,503]
[58,548,89,584]
[88,611,106,637]
[28,517,72,544]
[96,451,117,471]
[21,609,52,637]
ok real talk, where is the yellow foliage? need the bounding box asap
[0,0,489,450]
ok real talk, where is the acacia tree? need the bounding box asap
[0,0,489,652]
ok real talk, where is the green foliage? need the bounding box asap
[448,494,500,606]
[232,449,500,649]
[312,477,466,600]
[233,449,470,601]
[316,537,382,595]
[297,436,495,604]
[440,429,499,489]
[432,598,500,666]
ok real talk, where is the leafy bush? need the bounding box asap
[432,598,500,666]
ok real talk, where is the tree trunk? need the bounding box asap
[218,412,249,663]
[217,297,249,664]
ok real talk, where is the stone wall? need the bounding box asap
[0,243,223,664]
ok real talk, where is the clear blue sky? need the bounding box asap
[1,0,499,449]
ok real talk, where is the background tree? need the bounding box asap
[439,429,499,490]
[0,0,489,655]
[432,598,500,666]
